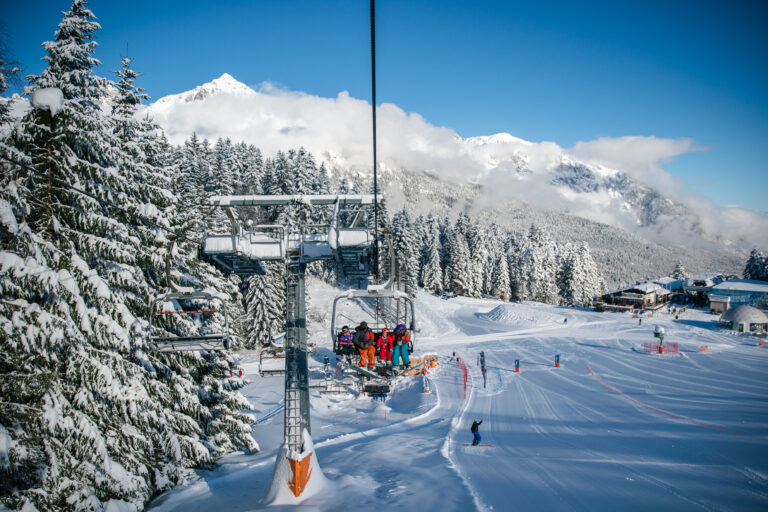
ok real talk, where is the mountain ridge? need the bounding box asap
[143,73,761,265]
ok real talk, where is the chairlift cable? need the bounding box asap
[370,0,379,280]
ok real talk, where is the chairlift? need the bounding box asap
[147,236,232,352]
[330,236,416,355]
[258,351,286,376]
[148,290,232,352]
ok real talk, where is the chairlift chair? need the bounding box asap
[330,236,416,355]
[148,291,232,352]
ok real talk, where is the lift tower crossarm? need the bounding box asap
[210,194,375,207]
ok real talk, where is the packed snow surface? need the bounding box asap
[149,284,768,511]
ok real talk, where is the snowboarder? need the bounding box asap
[391,324,411,369]
[354,322,376,369]
[471,419,483,446]
[377,327,393,365]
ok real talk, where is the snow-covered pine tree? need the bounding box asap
[559,242,601,306]
[0,35,19,126]
[490,251,511,301]
[1,4,255,509]
[465,220,486,298]
[444,227,473,296]
[487,224,511,301]
[243,262,286,349]
[420,215,443,292]
[392,208,420,296]
[234,141,263,195]
[744,249,768,281]
[507,233,528,301]
[672,260,687,280]
[514,225,560,304]
[173,133,209,237]
[112,56,148,143]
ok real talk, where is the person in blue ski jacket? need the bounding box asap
[471,419,483,446]
[391,324,411,369]
[337,326,355,364]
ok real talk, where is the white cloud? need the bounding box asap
[568,135,705,193]
[143,75,766,250]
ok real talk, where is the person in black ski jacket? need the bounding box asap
[471,419,483,446]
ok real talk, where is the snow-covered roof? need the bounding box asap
[631,283,663,293]
[653,277,676,285]
[603,282,664,296]
[685,273,725,286]
[711,279,768,294]
[688,272,724,281]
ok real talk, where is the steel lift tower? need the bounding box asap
[201,193,376,500]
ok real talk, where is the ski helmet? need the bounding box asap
[342,325,349,333]
[395,324,406,334]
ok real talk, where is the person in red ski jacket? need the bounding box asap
[377,327,393,365]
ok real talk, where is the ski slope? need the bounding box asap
[149,284,768,511]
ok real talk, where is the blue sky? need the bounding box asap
[3,0,767,212]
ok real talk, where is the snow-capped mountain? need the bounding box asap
[143,74,766,253]
[154,73,255,106]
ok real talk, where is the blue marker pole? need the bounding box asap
[555,354,560,368]
[515,359,520,373]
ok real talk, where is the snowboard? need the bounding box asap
[464,443,493,447]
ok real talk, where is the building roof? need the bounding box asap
[630,283,664,293]
[654,277,676,285]
[711,279,768,294]
[685,273,725,287]
[604,281,666,296]
[719,305,768,326]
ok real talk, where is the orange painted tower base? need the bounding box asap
[287,453,313,497]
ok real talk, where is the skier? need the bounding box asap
[563,317,567,325]
[354,322,376,369]
[337,326,355,365]
[639,317,642,326]
[377,327,393,366]
[471,419,483,446]
[391,324,411,369]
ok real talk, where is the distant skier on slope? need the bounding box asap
[471,419,483,446]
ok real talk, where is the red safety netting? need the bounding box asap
[456,355,468,399]
[644,342,679,354]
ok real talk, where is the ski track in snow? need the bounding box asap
[149,290,768,511]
